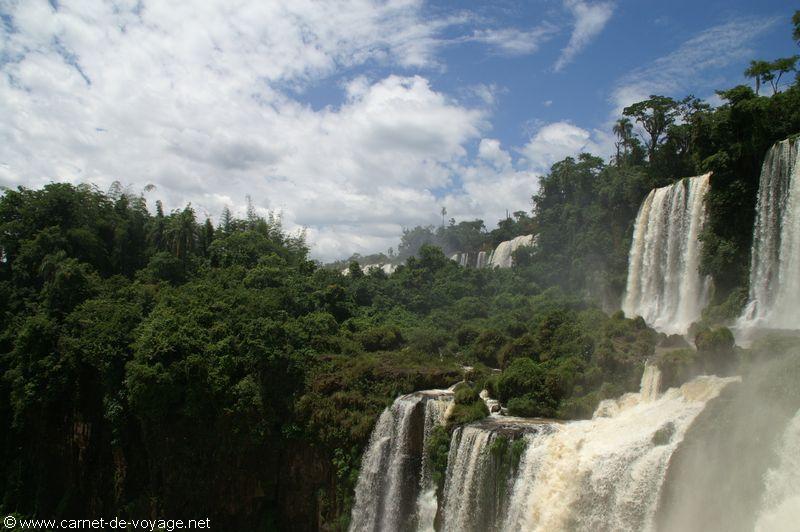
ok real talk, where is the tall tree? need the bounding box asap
[745,60,771,95]
[219,206,233,234]
[622,96,679,161]
[612,118,633,165]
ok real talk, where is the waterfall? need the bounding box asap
[754,409,800,532]
[488,235,535,269]
[476,251,489,269]
[448,236,535,270]
[622,174,711,334]
[501,370,736,532]
[349,391,453,532]
[741,138,800,329]
[440,418,552,532]
[640,360,662,403]
[342,263,397,276]
[415,397,453,532]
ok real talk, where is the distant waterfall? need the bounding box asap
[741,138,800,329]
[622,174,711,334]
[476,251,489,269]
[488,235,535,269]
[449,235,535,270]
[349,391,452,532]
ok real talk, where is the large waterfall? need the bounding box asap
[502,371,735,532]
[741,138,800,329]
[349,365,744,532]
[622,174,711,334]
[349,390,452,532]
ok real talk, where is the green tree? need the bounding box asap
[623,95,680,160]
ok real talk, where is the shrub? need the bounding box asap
[471,329,507,367]
[695,327,736,374]
[455,324,481,348]
[454,385,480,405]
[497,333,539,368]
[447,400,489,426]
[357,325,403,352]
[427,425,451,489]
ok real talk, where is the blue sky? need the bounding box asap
[0,0,797,260]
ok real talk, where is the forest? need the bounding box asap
[1,13,800,532]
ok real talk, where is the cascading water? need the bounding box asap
[476,251,489,269]
[754,409,800,531]
[501,367,736,532]
[622,174,712,334]
[349,391,452,532]
[439,418,550,532]
[415,397,453,532]
[350,362,741,532]
[741,138,800,330]
[488,235,535,269]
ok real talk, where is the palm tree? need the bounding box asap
[613,118,633,166]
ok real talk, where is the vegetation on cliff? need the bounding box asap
[1,10,799,531]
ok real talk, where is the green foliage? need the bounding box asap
[4,18,799,526]
[447,400,489,427]
[695,326,737,374]
[426,425,451,490]
[471,329,507,367]
[454,384,481,405]
[357,325,403,352]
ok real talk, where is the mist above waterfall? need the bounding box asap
[656,346,800,532]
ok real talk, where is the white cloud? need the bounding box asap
[468,24,557,56]
[554,0,614,72]
[611,17,778,114]
[478,138,512,170]
[519,121,607,172]
[1,0,519,261]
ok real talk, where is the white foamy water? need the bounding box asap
[622,174,711,334]
[349,391,452,532]
[754,409,800,532]
[502,367,736,532]
[741,138,800,330]
[488,235,535,269]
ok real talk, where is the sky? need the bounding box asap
[0,0,797,261]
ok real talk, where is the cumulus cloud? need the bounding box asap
[611,17,778,113]
[443,140,538,226]
[519,121,607,172]
[554,0,614,71]
[0,0,552,260]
